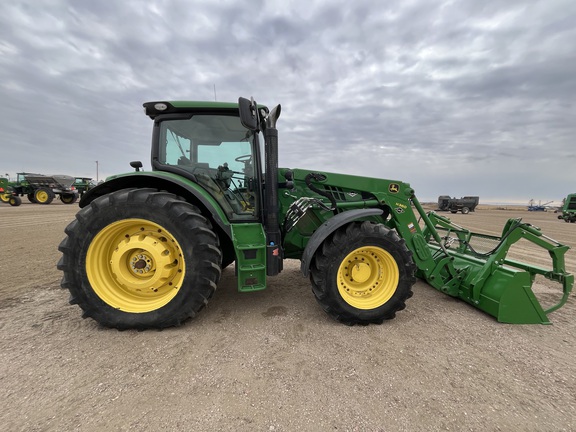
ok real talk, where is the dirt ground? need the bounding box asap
[1,202,575,432]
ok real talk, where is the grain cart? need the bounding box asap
[11,173,79,204]
[557,194,576,223]
[58,98,573,330]
[437,195,479,214]
[0,177,22,206]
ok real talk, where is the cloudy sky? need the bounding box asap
[1,0,575,204]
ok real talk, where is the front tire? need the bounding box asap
[310,221,416,325]
[58,188,222,329]
[9,196,22,206]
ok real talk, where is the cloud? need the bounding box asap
[0,0,575,203]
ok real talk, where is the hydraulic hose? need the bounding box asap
[305,173,337,214]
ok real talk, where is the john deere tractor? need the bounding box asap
[0,177,22,206]
[557,194,576,223]
[58,98,573,330]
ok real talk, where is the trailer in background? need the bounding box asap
[8,173,79,204]
[437,195,479,214]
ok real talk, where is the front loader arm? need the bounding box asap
[382,192,461,290]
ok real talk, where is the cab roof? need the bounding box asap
[143,101,240,119]
[143,100,268,119]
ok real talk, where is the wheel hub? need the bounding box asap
[109,232,178,293]
[87,219,185,312]
[337,246,400,309]
[350,261,371,284]
[130,253,153,274]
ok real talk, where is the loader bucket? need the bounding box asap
[422,214,573,324]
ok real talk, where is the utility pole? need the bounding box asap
[95,161,99,182]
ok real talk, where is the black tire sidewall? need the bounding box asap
[61,193,78,204]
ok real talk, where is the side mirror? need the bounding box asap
[238,97,259,131]
[130,161,143,172]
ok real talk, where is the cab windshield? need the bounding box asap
[157,114,259,220]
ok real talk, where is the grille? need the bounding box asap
[323,185,347,201]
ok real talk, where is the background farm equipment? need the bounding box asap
[9,173,79,204]
[528,199,554,211]
[437,195,479,214]
[0,177,22,206]
[73,177,96,198]
[58,97,572,330]
[557,194,576,223]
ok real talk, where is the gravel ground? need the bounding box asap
[1,202,575,432]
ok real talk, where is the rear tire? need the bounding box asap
[58,188,222,330]
[35,188,55,204]
[461,207,470,214]
[309,221,416,325]
[60,193,78,204]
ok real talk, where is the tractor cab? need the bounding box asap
[145,101,265,221]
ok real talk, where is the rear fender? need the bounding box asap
[300,209,384,276]
[80,173,232,237]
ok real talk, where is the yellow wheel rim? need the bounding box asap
[86,218,185,313]
[0,193,10,203]
[36,190,50,203]
[337,246,399,309]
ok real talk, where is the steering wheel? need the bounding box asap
[235,154,252,163]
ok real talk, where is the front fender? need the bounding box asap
[300,208,384,276]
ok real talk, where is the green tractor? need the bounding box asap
[0,177,22,206]
[73,177,96,198]
[557,194,576,223]
[58,98,573,330]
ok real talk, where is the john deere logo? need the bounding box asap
[389,183,399,194]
